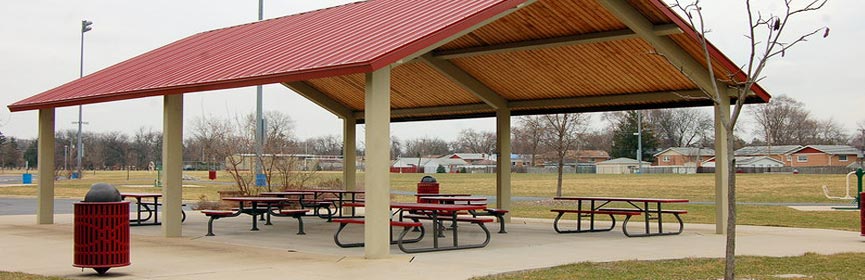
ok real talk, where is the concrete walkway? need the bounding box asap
[1,212,863,279]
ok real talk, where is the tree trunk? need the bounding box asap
[556,155,564,197]
[724,126,737,280]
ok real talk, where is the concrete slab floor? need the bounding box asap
[1,212,864,280]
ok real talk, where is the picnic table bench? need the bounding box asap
[330,218,425,252]
[551,197,688,237]
[341,202,492,253]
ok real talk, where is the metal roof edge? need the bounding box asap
[8,62,375,112]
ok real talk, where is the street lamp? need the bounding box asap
[64,145,68,171]
[633,111,643,174]
[254,0,266,186]
[76,19,93,179]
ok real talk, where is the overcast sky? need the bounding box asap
[1,0,862,143]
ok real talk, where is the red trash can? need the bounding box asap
[208,170,217,180]
[416,176,439,202]
[74,201,131,274]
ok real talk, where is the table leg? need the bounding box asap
[577,200,583,231]
[432,211,439,249]
[589,200,596,231]
[135,198,143,226]
[643,201,649,235]
[656,202,663,234]
[250,202,259,231]
[451,213,459,247]
[153,196,159,225]
[265,203,273,225]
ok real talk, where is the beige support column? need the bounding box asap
[343,117,357,191]
[162,94,184,237]
[714,95,731,234]
[37,108,55,224]
[496,109,512,222]
[364,66,391,259]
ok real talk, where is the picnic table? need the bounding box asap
[551,196,688,237]
[279,189,365,218]
[338,202,493,253]
[120,192,186,226]
[221,197,290,231]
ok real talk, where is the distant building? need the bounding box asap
[391,157,467,173]
[445,153,491,165]
[535,150,610,167]
[702,156,784,168]
[787,145,860,167]
[654,147,714,167]
[596,158,651,174]
[734,145,802,166]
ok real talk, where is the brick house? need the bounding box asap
[734,145,802,166]
[534,150,610,167]
[653,147,714,167]
[787,145,860,167]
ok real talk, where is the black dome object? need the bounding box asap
[420,176,437,183]
[84,183,122,202]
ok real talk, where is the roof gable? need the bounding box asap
[791,145,860,155]
[9,0,524,111]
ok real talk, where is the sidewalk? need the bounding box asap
[1,212,863,279]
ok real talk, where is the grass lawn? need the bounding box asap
[472,252,865,280]
[1,171,859,230]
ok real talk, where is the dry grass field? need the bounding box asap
[1,170,859,231]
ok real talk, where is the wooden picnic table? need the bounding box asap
[552,196,689,237]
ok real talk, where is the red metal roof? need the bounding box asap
[9,0,527,112]
[10,0,771,118]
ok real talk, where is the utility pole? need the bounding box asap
[76,20,93,179]
[634,111,643,174]
[254,0,266,186]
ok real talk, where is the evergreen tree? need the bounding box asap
[23,140,38,169]
[610,111,658,162]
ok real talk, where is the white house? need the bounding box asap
[596,158,652,174]
[702,156,784,168]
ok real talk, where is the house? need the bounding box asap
[702,156,784,168]
[391,157,467,173]
[226,153,343,171]
[535,150,610,167]
[734,145,802,166]
[445,153,491,165]
[654,147,714,167]
[787,145,861,167]
[596,158,652,174]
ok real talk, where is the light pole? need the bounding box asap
[76,20,92,179]
[64,145,68,171]
[254,0,266,186]
[633,111,643,174]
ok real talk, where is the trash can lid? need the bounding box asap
[84,183,122,202]
[420,176,437,183]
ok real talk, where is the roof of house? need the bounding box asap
[653,147,714,157]
[448,153,490,160]
[736,156,784,166]
[790,145,861,155]
[734,145,803,156]
[392,157,468,167]
[10,0,769,122]
[596,157,652,165]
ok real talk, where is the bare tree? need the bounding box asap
[541,113,589,196]
[451,129,496,153]
[647,108,712,148]
[513,116,546,167]
[670,1,828,278]
[403,137,450,157]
